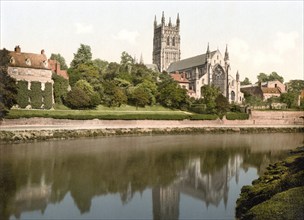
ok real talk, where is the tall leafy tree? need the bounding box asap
[257,72,284,83]
[70,44,93,68]
[257,73,268,83]
[52,73,69,104]
[241,77,251,86]
[0,49,17,118]
[50,53,68,70]
[158,74,188,109]
[201,85,220,113]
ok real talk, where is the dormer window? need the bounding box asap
[42,60,48,68]
[10,57,15,65]
[25,58,31,66]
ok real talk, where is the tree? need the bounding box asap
[65,80,100,109]
[130,86,150,109]
[120,51,134,66]
[50,53,68,70]
[201,85,220,113]
[158,75,188,109]
[241,77,251,86]
[70,44,92,68]
[286,80,304,93]
[65,87,92,109]
[257,72,284,83]
[257,73,269,83]
[280,92,298,108]
[0,49,17,118]
[268,72,284,83]
[102,81,127,107]
[215,94,230,115]
[52,73,69,104]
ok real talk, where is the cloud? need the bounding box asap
[74,22,94,34]
[112,29,139,45]
[273,31,299,54]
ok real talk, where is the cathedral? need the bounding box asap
[152,12,243,104]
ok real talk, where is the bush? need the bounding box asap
[16,80,29,108]
[65,87,92,109]
[226,112,249,120]
[189,114,218,120]
[30,82,43,109]
[43,82,53,109]
[189,104,206,114]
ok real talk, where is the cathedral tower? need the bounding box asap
[153,12,181,72]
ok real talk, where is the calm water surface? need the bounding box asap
[0,133,303,220]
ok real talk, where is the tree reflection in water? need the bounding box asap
[0,133,303,220]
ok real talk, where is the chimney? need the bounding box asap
[14,45,21,53]
[41,49,45,55]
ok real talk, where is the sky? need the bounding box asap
[1,0,303,82]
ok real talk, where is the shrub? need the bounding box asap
[226,112,249,120]
[190,114,218,120]
[30,82,43,109]
[65,87,92,109]
[43,82,53,109]
[16,80,29,108]
[190,104,206,114]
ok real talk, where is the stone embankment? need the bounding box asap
[235,146,304,220]
[0,110,303,143]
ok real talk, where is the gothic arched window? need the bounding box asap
[172,37,175,46]
[167,36,170,46]
[231,91,235,101]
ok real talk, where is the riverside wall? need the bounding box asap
[0,110,303,143]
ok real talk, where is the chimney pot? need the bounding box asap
[14,45,21,53]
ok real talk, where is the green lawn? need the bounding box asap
[5,105,221,120]
[6,105,194,120]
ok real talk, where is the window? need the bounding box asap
[25,58,31,66]
[10,57,15,64]
[167,36,170,46]
[231,91,235,101]
[172,37,175,46]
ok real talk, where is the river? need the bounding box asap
[0,133,303,220]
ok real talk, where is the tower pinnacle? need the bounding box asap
[161,11,165,25]
[224,44,229,61]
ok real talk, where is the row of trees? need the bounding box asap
[52,44,190,110]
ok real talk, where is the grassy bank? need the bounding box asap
[235,146,304,220]
[6,107,219,120]
[6,105,251,121]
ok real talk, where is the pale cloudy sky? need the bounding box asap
[1,1,303,82]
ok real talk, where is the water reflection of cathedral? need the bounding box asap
[152,155,243,220]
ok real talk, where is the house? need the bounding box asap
[48,59,69,80]
[1,46,54,108]
[241,80,286,101]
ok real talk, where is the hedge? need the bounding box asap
[6,110,218,121]
[226,112,249,120]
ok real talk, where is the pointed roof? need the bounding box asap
[167,51,216,73]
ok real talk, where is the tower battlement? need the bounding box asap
[152,12,181,72]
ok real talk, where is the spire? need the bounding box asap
[154,15,157,28]
[176,13,180,27]
[169,17,172,26]
[206,42,210,58]
[140,53,144,64]
[224,44,229,61]
[161,11,165,25]
[236,70,240,82]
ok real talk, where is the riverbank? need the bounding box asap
[0,125,303,144]
[235,146,304,220]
